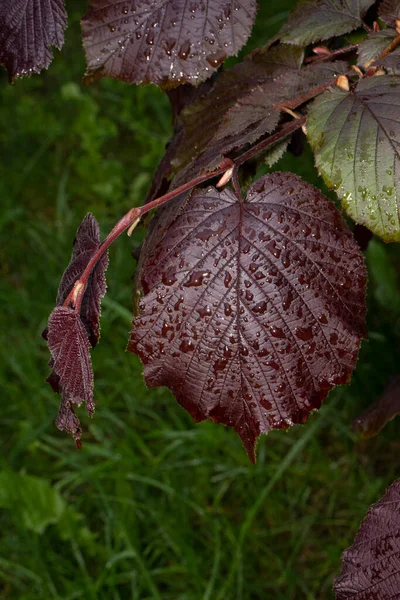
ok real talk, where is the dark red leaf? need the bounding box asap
[274,0,375,46]
[353,375,400,438]
[56,213,108,348]
[55,395,81,441]
[129,173,367,461]
[170,44,305,184]
[379,0,400,27]
[81,0,257,87]
[172,57,348,188]
[47,306,94,416]
[357,30,397,68]
[334,479,400,600]
[374,48,400,74]
[0,0,67,82]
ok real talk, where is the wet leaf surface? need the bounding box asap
[335,478,400,600]
[307,75,400,241]
[0,0,67,81]
[274,0,375,46]
[81,0,257,87]
[129,173,367,460]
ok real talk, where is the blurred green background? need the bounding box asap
[1,2,400,599]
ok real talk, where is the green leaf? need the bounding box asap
[0,471,65,534]
[264,138,289,167]
[307,75,400,241]
[275,0,375,46]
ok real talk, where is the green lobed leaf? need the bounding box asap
[307,75,400,241]
[274,0,375,46]
[0,471,65,534]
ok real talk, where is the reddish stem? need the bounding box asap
[305,44,359,64]
[235,117,307,167]
[64,158,234,312]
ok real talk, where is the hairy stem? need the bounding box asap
[64,158,234,312]
[64,111,309,313]
[378,32,400,59]
[305,43,359,64]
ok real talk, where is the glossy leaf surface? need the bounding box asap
[307,75,400,241]
[130,173,366,461]
[335,479,400,599]
[275,0,375,46]
[81,0,257,87]
[0,0,67,81]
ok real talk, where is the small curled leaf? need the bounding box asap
[47,306,94,439]
[56,213,108,347]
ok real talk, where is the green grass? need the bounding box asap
[1,3,400,599]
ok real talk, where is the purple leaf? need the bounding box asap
[170,44,305,182]
[274,0,376,46]
[353,375,400,438]
[373,48,400,74]
[379,0,400,27]
[129,173,367,461]
[81,0,257,87]
[0,0,67,82]
[334,479,400,600]
[357,30,397,67]
[56,213,108,348]
[47,306,94,438]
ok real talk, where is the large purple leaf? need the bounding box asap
[274,0,375,46]
[129,173,367,461]
[56,213,108,348]
[0,0,67,82]
[334,479,400,600]
[307,75,400,242]
[81,0,257,87]
[47,306,94,439]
